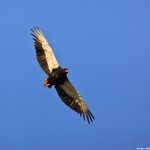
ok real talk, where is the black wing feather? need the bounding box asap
[55,78,95,124]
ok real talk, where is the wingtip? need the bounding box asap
[83,110,95,124]
[88,110,95,120]
[31,26,40,32]
[83,113,85,121]
[85,113,90,124]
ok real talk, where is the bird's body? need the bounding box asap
[46,67,68,87]
[31,27,95,123]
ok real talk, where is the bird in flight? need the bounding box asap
[31,27,95,124]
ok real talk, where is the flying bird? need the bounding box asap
[31,27,95,124]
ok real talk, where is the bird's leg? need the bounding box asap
[44,78,51,87]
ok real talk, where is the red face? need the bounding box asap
[64,68,69,73]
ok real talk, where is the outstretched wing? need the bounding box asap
[55,78,95,124]
[31,27,59,76]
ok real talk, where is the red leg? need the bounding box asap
[44,78,51,87]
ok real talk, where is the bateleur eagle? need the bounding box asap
[31,27,95,124]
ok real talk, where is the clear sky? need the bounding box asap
[0,0,150,150]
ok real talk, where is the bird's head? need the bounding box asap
[63,68,69,74]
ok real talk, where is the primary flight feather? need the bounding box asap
[31,27,95,124]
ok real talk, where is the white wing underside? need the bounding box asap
[32,27,59,76]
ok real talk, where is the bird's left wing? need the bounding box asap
[55,78,95,124]
[31,27,59,76]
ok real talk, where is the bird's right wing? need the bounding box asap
[31,27,59,76]
[55,78,95,124]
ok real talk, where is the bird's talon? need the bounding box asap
[44,78,51,87]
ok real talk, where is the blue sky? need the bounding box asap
[0,0,150,149]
